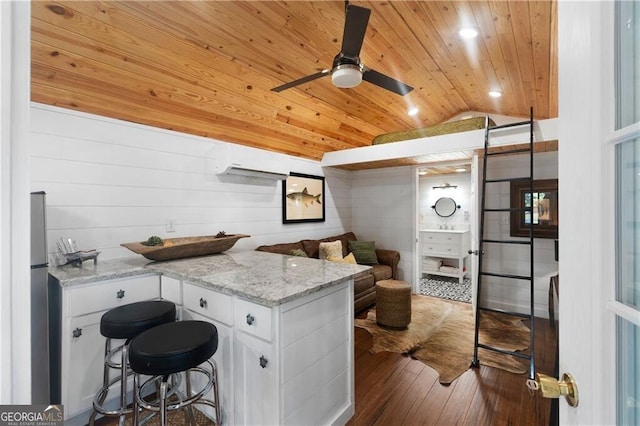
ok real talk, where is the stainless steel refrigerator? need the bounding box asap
[31,191,50,403]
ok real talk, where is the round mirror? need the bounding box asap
[432,197,459,217]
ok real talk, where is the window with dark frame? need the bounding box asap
[510,179,558,239]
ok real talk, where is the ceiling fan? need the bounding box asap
[271,1,413,96]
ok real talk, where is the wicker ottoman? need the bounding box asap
[376,279,412,329]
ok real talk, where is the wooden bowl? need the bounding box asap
[121,234,250,261]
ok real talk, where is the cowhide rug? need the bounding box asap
[354,295,530,385]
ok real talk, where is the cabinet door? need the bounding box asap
[182,309,234,426]
[160,275,182,305]
[65,312,125,418]
[61,275,160,419]
[234,331,276,425]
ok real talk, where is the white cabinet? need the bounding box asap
[182,280,354,426]
[234,283,354,426]
[58,273,354,426]
[57,274,160,420]
[234,330,276,425]
[279,283,353,425]
[65,311,109,417]
[160,275,182,306]
[421,230,470,283]
[182,281,235,425]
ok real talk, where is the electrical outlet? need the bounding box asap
[165,219,176,233]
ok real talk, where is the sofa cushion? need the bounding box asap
[319,240,342,260]
[301,239,322,258]
[289,248,308,257]
[354,288,376,313]
[331,232,357,257]
[348,240,378,265]
[255,242,304,255]
[301,232,357,258]
[353,273,375,294]
[371,264,393,281]
[328,252,357,264]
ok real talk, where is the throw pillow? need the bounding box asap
[289,248,308,257]
[327,252,357,264]
[319,240,342,260]
[348,240,378,264]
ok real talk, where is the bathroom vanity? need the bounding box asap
[420,229,470,283]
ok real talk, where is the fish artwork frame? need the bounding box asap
[282,172,326,223]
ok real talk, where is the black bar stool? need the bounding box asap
[129,320,221,426]
[89,300,176,425]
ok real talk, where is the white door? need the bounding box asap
[470,154,479,314]
[558,1,639,424]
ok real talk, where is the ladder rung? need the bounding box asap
[488,120,532,130]
[486,148,532,156]
[476,343,532,360]
[483,207,532,212]
[485,177,531,184]
[479,306,532,319]
[482,239,532,245]
[480,271,532,280]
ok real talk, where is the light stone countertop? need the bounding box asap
[48,250,371,307]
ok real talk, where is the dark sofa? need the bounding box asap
[255,232,400,313]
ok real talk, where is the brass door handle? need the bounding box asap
[526,372,579,407]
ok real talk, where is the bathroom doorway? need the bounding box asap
[416,161,478,305]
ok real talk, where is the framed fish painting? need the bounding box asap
[282,172,325,223]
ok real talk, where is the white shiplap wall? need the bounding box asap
[30,104,352,262]
[480,151,559,318]
[350,166,415,283]
[418,172,472,231]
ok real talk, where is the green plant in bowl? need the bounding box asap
[142,235,163,246]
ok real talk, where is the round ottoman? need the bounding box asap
[376,279,412,329]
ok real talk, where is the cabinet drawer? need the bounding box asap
[183,282,233,326]
[69,274,160,317]
[235,298,272,342]
[421,232,458,244]
[422,242,459,256]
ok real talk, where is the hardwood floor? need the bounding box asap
[96,315,558,426]
[348,316,558,426]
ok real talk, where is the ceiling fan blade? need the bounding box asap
[271,70,331,92]
[340,5,371,59]
[362,68,414,96]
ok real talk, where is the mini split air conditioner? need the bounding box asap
[211,144,289,180]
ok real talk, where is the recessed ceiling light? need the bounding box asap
[408,107,419,116]
[459,27,479,39]
[489,90,502,98]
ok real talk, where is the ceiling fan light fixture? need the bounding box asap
[331,64,363,88]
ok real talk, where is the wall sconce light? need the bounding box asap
[432,183,458,190]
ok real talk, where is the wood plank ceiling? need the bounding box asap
[31,1,558,162]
